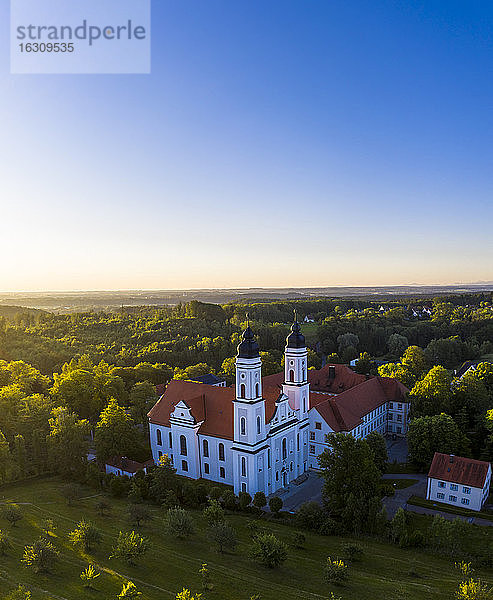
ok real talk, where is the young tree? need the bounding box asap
[341,543,363,562]
[60,483,83,506]
[4,585,32,600]
[118,581,142,599]
[208,521,238,553]
[110,531,148,565]
[365,431,388,474]
[96,499,112,517]
[22,537,59,573]
[80,565,100,589]
[0,529,12,555]
[127,504,152,528]
[3,504,23,527]
[319,433,380,533]
[253,491,267,512]
[164,507,195,538]
[199,563,212,592]
[175,590,202,600]
[69,520,102,551]
[149,454,177,503]
[389,508,407,545]
[238,492,252,511]
[324,557,349,583]
[268,496,283,515]
[47,406,90,479]
[456,579,492,600]
[94,398,136,463]
[203,500,224,526]
[249,533,288,569]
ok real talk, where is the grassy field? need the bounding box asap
[384,478,419,490]
[407,495,493,522]
[0,478,491,600]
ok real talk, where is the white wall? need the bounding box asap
[426,476,488,512]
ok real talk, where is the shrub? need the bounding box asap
[318,517,339,536]
[22,537,59,573]
[127,504,152,527]
[407,530,426,548]
[118,580,142,598]
[203,500,225,526]
[291,532,306,549]
[96,499,112,517]
[246,520,264,540]
[4,585,32,600]
[209,487,222,501]
[324,557,348,583]
[80,565,100,588]
[380,483,395,497]
[222,490,238,511]
[42,518,56,537]
[109,475,132,498]
[341,543,363,562]
[249,533,288,568]
[110,530,148,565]
[268,496,283,515]
[164,507,195,538]
[239,492,252,511]
[456,578,492,600]
[253,492,267,511]
[161,489,179,511]
[208,521,238,553]
[295,501,323,530]
[0,529,12,555]
[69,520,102,551]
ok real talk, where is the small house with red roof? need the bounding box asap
[148,320,410,497]
[426,452,491,511]
[105,456,154,478]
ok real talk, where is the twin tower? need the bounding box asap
[231,317,310,495]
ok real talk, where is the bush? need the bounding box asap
[110,530,148,565]
[249,533,288,568]
[318,517,339,536]
[4,585,32,600]
[209,486,222,501]
[164,507,195,538]
[96,499,112,517]
[324,557,348,583]
[379,483,395,497]
[22,537,59,573]
[291,532,306,549]
[239,492,252,511]
[253,491,267,511]
[109,475,132,498]
[80,565,100,588]
[246,520,264,540]
[2,505,23,527]
[161,489,179,511]
[0,529,11,555]
[208,521,238,553]
[407,530,426,548]
[295,501,323,530]
[203,500,225,526]
[341,543,363,562]
[268,496,283,515]
[128,504,152,527]
[222,490,238,511]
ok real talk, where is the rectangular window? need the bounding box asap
[463,487,471,494]
[315,422,322,430]
[398,403,402,410]
[182,460,188,472]
[461,498,470,506]
[437,493,445,499]
[220,467,225,479]
[449,495,457,502]
[309,432,315,441]
[388,413,393,421]
[309,445,315,455]
[438,481,446,488]
[450,484,458,491]
[204,463,209,474]
[389,402,393,409]
[397,414,402,422]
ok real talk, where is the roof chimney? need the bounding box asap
[449,455,454,463]
[328,365,336,380]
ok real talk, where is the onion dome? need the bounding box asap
[286,318,305,348]
[237,326,260,358]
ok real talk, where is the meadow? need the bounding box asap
[0,477,491,600]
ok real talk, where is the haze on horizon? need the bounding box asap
[1,1,493,292]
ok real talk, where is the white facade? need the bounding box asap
[427,464,491,512]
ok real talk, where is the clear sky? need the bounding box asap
[1,0,493,291]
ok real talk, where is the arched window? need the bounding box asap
[255,383,259,397]
[282,438,287,460]
[180,435,187,456]
[156,429,162,446]
[240,417,246,436]
[218,443,225,461]
[203,439,209,457]
[240,384,246,399]
[289,369,294,383]
[256,416,261,435]
[241,456,247,477]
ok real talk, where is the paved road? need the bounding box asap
[381,473,426,518]
[272,471,323,513]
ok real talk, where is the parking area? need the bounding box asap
[386,436,408,463]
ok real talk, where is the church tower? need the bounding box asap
[232,321,267,496]
[282,313,310,417]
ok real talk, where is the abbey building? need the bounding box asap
[148,321,409,496]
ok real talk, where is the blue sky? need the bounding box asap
[1,0,493,290]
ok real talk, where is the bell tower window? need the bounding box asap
[240,383,246,399]
[289,369,294,382]
[240,417,246,436]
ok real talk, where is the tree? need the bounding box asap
[94,398,136,463]
[319,433,380,533]
[69,520,102,551]
[60,483,83,506]
[175,590,202,600]
[118,581,142,599]
[249,533,288,569]
[208,521,238,553]
[22,537,59,573]
[365,431,388,474]
[409,365,453,417]
[203,500,224,526]
[268,496,283,515]
[324,557,349,583]
[341,543,363,562]
[295,501,325,531]
[377,363,416,388]
[390,508,407,544]
[129,381,157,428]
[0,429,10,483]
[128,504,152,528]
[337,333,359,353]
[238,492,252,511]
[47,406,90,479]
[96,499,112,517]
[149,454,177,502]
[456,579,492,600]
[4,586,32,600]
[387,334,409,357]
[110,530,148,565]
[80,565,100,589]
[199,563,212,592]
[0,529,11,555]
[401,346,428,378]
[3,504,22,527]
[407,413,462,470]
[253,491,267,512]
[354,352,373,375]
[164,507,195,538]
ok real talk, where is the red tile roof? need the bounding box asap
[428,453,491,489]
[106,456,154,473]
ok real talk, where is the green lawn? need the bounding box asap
[407,495,493,523]
[383,478,419,490]
[0,477,491,600]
